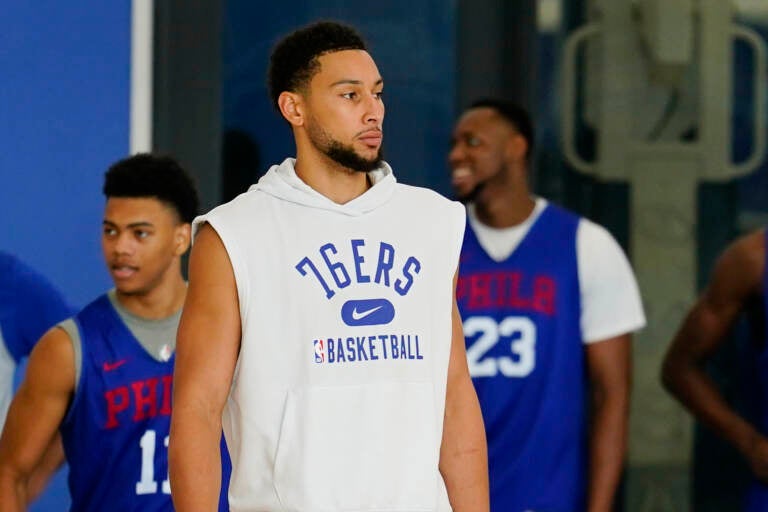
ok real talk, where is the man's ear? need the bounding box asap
[278,91,305,127]
[507,132,528,162]
[175,223,192,256]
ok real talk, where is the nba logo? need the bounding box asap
[314,339,325,363]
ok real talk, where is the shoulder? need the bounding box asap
[390,184,466,260]
[393,182,452,201]
[26,325,76,389]
[533,200,582,237]
[721,228,764,268]
[528,198,579,227]
[575,218,646,339]
[397,185,466,239]
[576,217,621,251]
[193,188,269,237]
[0,252,43,290]
[57,317,79,342]
[1,253,70,311]
[38,324,75,354]
[392,184,464,215]
[0,250,17,274]
[575,218,638,290]
[707,228,765,297]
[543,200,582,223]
[77,294,112,319]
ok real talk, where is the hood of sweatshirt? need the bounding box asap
[248,158,396,217]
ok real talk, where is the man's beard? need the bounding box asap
[307,119,383,173]
[453,162,505,204]
[326,140,383,173]
[454,182,484,204]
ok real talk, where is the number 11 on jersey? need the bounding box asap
[136,429,170,495]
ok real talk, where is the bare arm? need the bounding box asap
[169,223,241,511]
[585,334,631,512]
[25,434,65,504]
[661,230,766,480]
[439,271,489,512]
[0,327,74,511]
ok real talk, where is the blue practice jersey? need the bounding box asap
[59,295,231,511]
[0,253,74,511]
[60,295,176,511]
[457,204,586,512]
[0,252,73,362]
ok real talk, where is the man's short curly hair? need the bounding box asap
[470,98,535,161]
[267,21,367,111]
[103,153,199,224]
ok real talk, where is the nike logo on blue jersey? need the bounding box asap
[102,359,127,372]
[341,299,395,326]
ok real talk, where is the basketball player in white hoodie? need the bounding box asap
[169,20,489,512]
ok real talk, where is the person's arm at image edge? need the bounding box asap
[0,327,75,511]
[169,223,241,511]
[585,334,631,512]
[25,434,65,504]
[13,260,72,505]
[661,232,767,480]
[578,221,643,511]
[439,270,489,512]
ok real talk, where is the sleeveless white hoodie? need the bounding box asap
[194,158,465,512]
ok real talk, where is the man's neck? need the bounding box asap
[473,176,536,229]
[294,151,371,205]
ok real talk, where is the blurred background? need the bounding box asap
[1,1,767,510]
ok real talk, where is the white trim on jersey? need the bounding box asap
[0,329,16,428]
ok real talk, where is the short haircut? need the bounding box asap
[103,153,199,224]
[470,98,535,160]
[267,20,367,111]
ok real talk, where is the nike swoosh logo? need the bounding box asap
[351,305,383,320]
[103,360,127,372]
[341,298,395,326]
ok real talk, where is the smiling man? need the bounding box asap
[0,154,229,511]
[169,20,489,512]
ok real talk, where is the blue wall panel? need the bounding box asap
[0,2,130,309]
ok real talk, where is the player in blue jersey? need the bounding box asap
[662,229,768,511]
[0,154,229,511]
[450,99,646,511]
[0,252,73,427]
[0,252,74,504]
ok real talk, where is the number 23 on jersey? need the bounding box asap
[464,315,536,378]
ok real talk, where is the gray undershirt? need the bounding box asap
[59,289,181,388]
